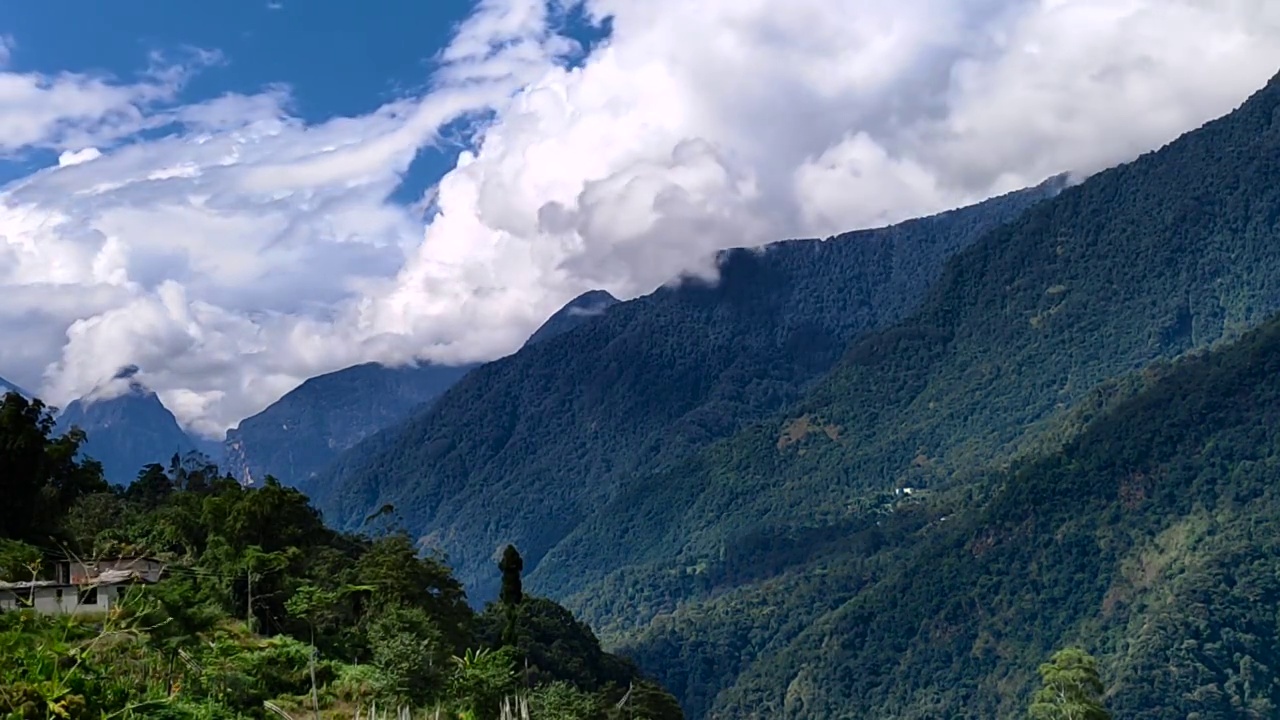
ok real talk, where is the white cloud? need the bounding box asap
[2,0,1280,438]
[0,35,15,68]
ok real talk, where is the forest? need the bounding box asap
[0,391,683,720]
[0,388,1123,720]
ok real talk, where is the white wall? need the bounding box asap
[0,583,132,615]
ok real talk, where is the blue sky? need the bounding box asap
[0,1,610,203]
[0,0,476,197]
[0,0,1276,435]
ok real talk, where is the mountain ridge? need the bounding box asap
[229,288,621,488]
[540,68,1280,718]
[57,375,202,485]
[309,174,1069,600]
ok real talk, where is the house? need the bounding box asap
[0,557,165,616]
[55,556,165,585]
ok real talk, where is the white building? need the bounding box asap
[0,557,164,616]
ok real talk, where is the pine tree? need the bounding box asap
[498,544,524,648]
[499,544,524,606]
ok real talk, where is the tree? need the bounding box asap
[498,545,524,647]
[286,584,342,720]
[499,545,523,606]
[450,646,518,719]
[365,604,449,705]
[0,392,106,543]
[1029,648,1112,720]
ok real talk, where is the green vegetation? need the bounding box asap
[305,70,1280,719]
[1029,649,1111,720]
[0,392,682,720]
[12,64,1280,720]
[309,174,1067,601]
[226,361,476,489]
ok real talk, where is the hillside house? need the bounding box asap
[55,556,165,585]
[0,556,164,616]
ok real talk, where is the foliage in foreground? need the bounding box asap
[0,391,682,720]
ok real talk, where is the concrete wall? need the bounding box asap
[0,583,133,615]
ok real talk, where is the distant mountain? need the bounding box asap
[58,371,200,485]
[0,375,32,399]
[307,174,1067,600]
[228,290,617,488]
[523,290,619,347]
[225,362,476,487]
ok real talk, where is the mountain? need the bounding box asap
[535,71,1280,718]
[307,174,1067,598]
[701,311,1280,719]
[0,375,31,399]
[225,362,477,487]
[58,373,200,485]
[308,69,1280,718]
[523,290,619,347]
[228,290,618,488]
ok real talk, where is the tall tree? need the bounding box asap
[1029,648,1112,720]
[498,545,524,649]
[0,392,106,543]
[498,545,523,606]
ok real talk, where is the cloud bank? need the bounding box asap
[3,0,1279,437]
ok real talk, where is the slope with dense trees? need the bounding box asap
[226,289,620,489]
[307,176,1066,599]
[0,391,682,720]
[672,306,1280,719]
[538,70,1280,718]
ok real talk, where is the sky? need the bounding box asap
[2,0,1280,438]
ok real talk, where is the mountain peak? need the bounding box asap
[0,374,33,400]
[523,290,620,348]
[58,375,201,485]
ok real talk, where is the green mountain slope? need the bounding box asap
[227,290,617,489]
[540,71,1280,718]
[694,307,1280,719]
[226,360,476,487]
[309,178,1064,599]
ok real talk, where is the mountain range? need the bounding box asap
[303,174,1068,596]
[294,69,1280,718]
[0,375,31,399]
[1,290,621,487]
[8,65,1280,720]
[224,289,620,487]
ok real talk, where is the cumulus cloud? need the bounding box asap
[2,0,1280,437]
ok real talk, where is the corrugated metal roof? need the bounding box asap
[0,569,154,591]
[0,580,62,591]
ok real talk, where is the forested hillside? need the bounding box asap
[537,71,1280,718]
[668,305,1280,719]
[225,361,476,487]
[308,176,1066,599]
[0,391,682,720]
[226,289,621,489]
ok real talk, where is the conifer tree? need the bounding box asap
[498,544,524,647]
[499,544,524,606]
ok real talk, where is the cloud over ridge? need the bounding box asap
[3,0,1279,437]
